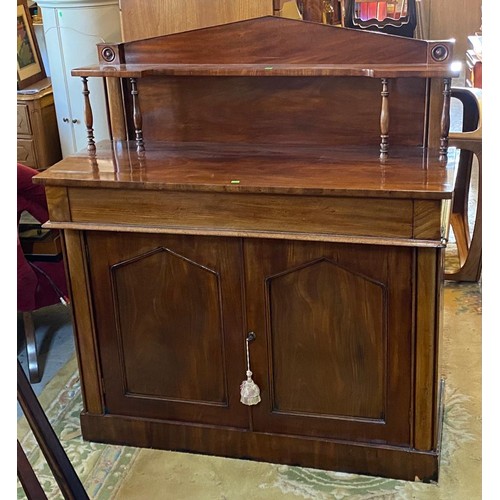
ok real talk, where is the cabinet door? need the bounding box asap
[86,232,249,429]
[245,239,414,446]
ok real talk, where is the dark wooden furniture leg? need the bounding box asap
[17,440,48,500]
[17,441,47,500]
[22,311,41,384]
[17,360,89,500]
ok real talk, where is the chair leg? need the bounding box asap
[23,311,41,384]
[445,147,482,282]
[450,149,475,255]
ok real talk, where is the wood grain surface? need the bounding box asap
[34,141,458,199]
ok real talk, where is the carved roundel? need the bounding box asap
[431,44,449,62]
[101,46,116,63]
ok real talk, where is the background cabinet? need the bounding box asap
[17,78,62,169]
[36,0,122,157]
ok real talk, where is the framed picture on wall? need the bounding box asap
[17,0,46,90]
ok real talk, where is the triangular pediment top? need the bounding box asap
[113,16,448,66]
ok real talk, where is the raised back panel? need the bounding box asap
[108,17,449,148]
[124,75,426,147]
[84,16,457,151]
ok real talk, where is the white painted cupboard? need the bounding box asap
[36,0,122,157]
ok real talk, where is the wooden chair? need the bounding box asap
[17,163,70,383]
[445,87,482,282]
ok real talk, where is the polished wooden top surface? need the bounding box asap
[72,62,459,79]
[34,141,458,200]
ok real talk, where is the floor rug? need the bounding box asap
[17,280,481,500]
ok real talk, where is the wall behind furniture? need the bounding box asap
[119,0,273,41]
[421,0,481,61]
[119,0,482,62]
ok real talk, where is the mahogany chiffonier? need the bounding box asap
[34,17,460,481]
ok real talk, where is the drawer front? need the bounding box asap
[66,188,415,241]
[17,139,37,168]
[17,104,32,136]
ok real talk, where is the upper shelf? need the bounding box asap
[71,62,460,79]
[70,16,460,80]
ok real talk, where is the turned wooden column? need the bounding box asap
[439,77,452,162]
[130,78,145,153]
[380,78,390,161]
[81,77,96,154]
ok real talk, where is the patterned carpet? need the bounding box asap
[17,274,481,500]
